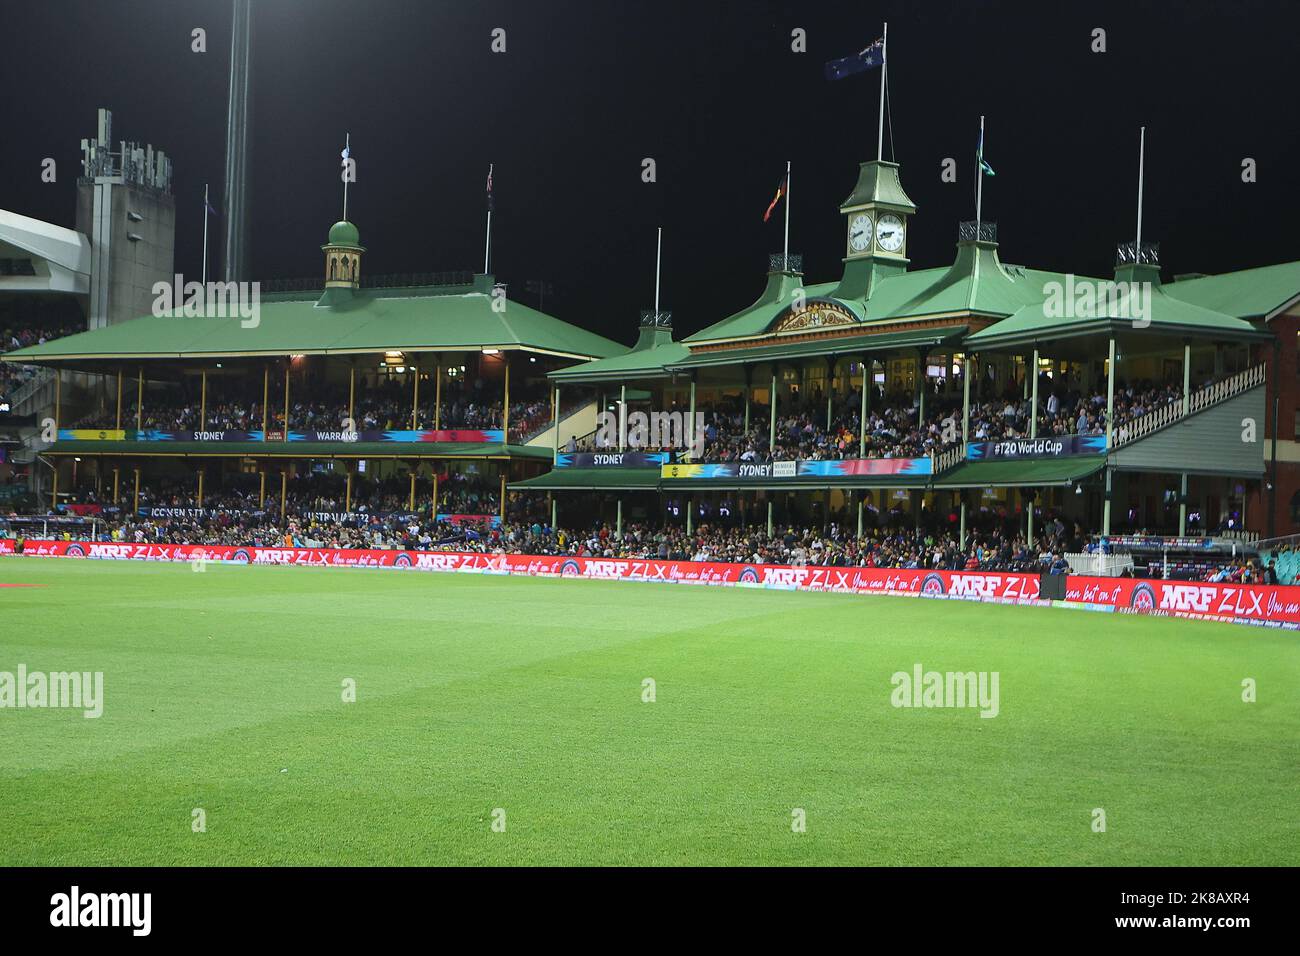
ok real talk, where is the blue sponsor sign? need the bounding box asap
[966,435,1106,460]
[555,451,670,468]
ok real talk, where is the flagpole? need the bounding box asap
[1135,127,1146,258]
[975,115,985,233]
[342,132,350,220]
[877,22,888,161]
[202,183,209,287]
[783,160,791,270]
[654,226,662,313]
[484,163,494,275]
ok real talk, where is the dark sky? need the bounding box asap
[4,0,1298,344]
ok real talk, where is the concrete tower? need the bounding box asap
[75,108,176,329]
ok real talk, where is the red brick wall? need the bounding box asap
[1250,313,1298,536]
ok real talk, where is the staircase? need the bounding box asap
[1110,363,1266,449]
[522,399,599,451]
[6,366,56,418]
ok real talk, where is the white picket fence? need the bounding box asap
[1065,552,1135,576]
[934,445,965,474]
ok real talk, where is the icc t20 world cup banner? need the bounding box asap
[9,539,1299,630]
[59,428,506,444]
[966,435,1106,460]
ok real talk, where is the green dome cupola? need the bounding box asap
[321,220,365,289]
[328,220,361,247]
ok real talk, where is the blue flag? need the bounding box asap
[977,130,995,177]
[825,39,884,81]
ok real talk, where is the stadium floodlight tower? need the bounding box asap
[223,0,253,282]
[76,108,176,329]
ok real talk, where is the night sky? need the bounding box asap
[4,0,1298,343]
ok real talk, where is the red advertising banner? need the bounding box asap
[6,540,1300,630]
[1062,576,1300,629]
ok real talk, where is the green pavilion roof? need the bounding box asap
[549,339,691,383]
[667,326,967,370]
[1162,260,1300,320]
[2,277,626,367]
[965,281,1270,351]
[934,456,1106,488]
[509,467,661,491]
[683,243,1080,346]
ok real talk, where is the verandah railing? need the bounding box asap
[1109,363,1266,449]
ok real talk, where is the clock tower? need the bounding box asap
[833,160,916,301]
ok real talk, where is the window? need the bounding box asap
[0,258,36,276]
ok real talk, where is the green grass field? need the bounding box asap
[0,555,1296,866]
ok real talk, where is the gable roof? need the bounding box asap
[549,338,690,383]
[683,242,1066,347]
[1162,260,1300,320]
[967,278,1271,350]
[2,279,626,365]
[683,272,825,344]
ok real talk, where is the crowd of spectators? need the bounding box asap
[66,371,1191,463]
[479,521,1077,572]
[75,387,556,439]
[15,479,1280,582]
[574,378,1185,464]
[20,509,1077,574]
[96,470,503,518]
[1,315,86,396]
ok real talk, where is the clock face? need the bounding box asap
[876,214,905,252]
[848,213,873,253]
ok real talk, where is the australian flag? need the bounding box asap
[825,38,884,81]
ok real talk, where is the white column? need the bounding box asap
[1030,348,1039,439]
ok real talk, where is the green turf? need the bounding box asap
[0,555,1296,866]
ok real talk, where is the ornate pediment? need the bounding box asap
[769,298,859,334]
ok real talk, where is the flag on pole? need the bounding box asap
[204,195,219,217]
[977,130,995,177]
[486,164,495,211]
[762,175,787,222]
[824,39,884,81]
[340,143,351,167]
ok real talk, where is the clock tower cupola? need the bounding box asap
[833,160,916,301]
